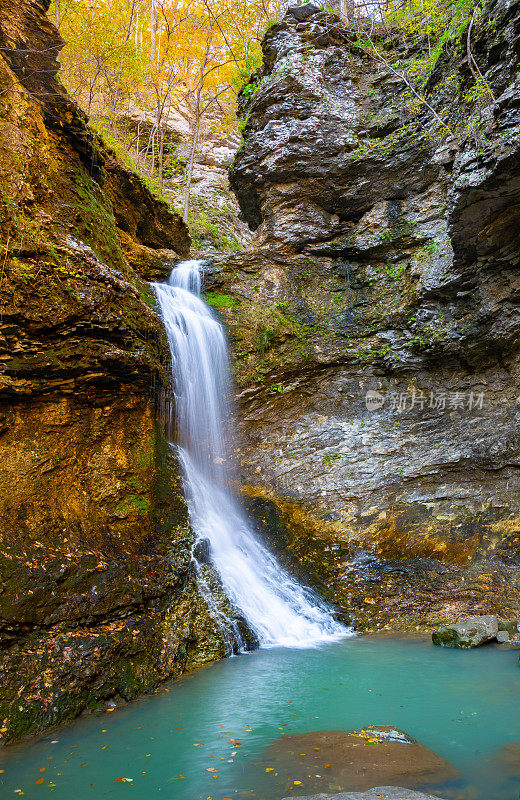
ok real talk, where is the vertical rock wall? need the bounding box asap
[217,1,520,629]
[0,0,223,742]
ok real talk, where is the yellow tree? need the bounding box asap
[49,0,149,119]
[157,0,284,219]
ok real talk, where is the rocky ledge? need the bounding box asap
[215,0,520,630]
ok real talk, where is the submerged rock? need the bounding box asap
[263,726,458,793]
[490,741,520,773]
[432,615,499,648]
[286,789,444,800]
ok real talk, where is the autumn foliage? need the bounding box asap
[49,0,285,214]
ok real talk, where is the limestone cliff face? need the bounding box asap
[0,0,223,742]
[221,1,520,629]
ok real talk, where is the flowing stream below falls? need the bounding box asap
[153,261,345,650]
[1,637,519,799]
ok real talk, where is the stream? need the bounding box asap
[3,265,516,799]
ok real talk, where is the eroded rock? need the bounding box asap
[222,0,520,630]
[0,0,224,742]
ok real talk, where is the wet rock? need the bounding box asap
[223,0,520,631]
[286,789,444,800]
[495,630,520,648]
[264,726,458,793]
[432,615,499,648]
[498,618,520,637]
[193,538,212,565]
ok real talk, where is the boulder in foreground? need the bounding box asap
[264,726,458,794]
[432,615,498,648]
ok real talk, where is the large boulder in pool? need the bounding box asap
[286,789,444,799]
[432,615,498,648]
[264,726,458,794]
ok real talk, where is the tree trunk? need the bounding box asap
[55,0,59,27]
[150,0,157,63]
[108,0,137,129]
[183,114,200,223]
[340,0,355,19]
[182,43,211,224]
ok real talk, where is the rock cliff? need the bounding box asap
[218,0,520,630]
[0,0,224,742]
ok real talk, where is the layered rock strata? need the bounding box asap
[215,0,520,629]
[0,0,224,741]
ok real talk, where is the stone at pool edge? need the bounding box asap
[496,630,520,649]
[498,618,520,637]
[432,615,499,648]
[284,787,444,800]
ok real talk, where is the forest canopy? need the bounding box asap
[48,0,487,225]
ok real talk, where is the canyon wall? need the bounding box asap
[215,0,520,630]
[0,0,226,742]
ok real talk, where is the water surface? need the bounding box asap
[1,636,519,799]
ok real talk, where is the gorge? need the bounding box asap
[0,0,520,797]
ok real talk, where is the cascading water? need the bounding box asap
[154,261,347,649]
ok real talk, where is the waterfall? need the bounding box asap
[154,261,347,649]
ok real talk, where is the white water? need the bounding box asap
[154,261,347,649]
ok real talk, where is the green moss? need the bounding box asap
[71,165,126,270]
[205,292,237,308]
[188,203,243,254]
